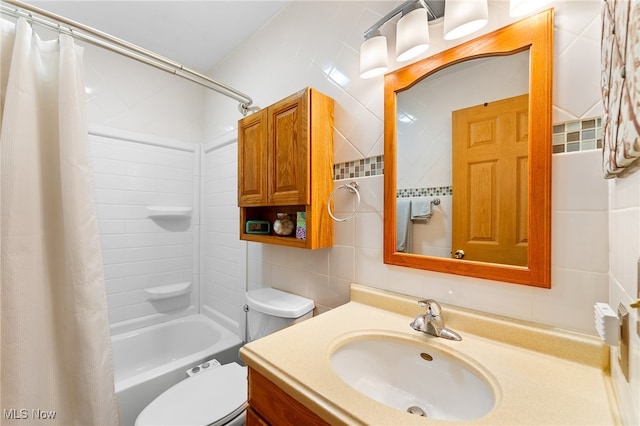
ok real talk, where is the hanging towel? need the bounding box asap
[411,197,433,222]
[396,198,412,252]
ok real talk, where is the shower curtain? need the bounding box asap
[0,17,119,425]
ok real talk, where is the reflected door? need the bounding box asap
[451,94,529,266]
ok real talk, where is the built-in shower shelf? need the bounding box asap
[144,282,192,301]
[146,206,192,218]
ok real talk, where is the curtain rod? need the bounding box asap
[0,0,254,115]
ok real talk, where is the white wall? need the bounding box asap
[78,34,205,329]
[203,0,605,328]
[202,3,640,420]
[202,1,640,421]
[201,138,247,337]
[89,129,199,331]
[82,44,203,143]
[609,171,640,425]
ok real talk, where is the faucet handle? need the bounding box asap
[417,299,442,319]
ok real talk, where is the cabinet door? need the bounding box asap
[238,110,268,206]
[268,91,309,205]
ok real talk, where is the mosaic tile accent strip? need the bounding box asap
[333,155,384,180]
[552,117,602,154]
[332,118,600,180]
[397,186,453,198]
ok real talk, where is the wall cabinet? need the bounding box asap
[238,87,334,249]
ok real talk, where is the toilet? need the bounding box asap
[135,287,315,426]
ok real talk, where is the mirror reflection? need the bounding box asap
[383,10,553,288]
[396,51,530,267]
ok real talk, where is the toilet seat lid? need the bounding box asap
[246,287,314,318]
[135,363,247,426]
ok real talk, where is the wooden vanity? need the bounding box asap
[246,368,328,426]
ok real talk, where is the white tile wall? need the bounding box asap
[609,171,640,426]
[201,0,640,419]
[83,45,204,144]
[3,21,190,117]
[201,137,246,336]
[202,0,606,326]
[89,130,198,331]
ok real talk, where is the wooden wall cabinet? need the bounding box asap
[238,88,334,249]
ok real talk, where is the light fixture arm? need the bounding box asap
[363,0,432,39]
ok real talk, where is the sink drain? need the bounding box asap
[407,406,428,417]
[420,352,433,361]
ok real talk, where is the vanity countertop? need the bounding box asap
[240,284,619,425]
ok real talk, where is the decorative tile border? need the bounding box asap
[552,117,602,154]
[397,186,453,198]
[333,155,384,180]
[332,117,602,180]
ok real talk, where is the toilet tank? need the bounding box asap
[245,288,315,342]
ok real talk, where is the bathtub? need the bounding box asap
[112,315,243,426]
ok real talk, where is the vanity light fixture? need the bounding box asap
[359,0,489,79]
[443,0,488,41]
[359,30,389,79]
[509,0,552,17]
[396,4,430,62]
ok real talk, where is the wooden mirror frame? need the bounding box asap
[383,10,553,288]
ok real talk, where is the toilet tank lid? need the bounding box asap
[246,288,314,318]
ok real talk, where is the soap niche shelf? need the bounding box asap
[146,206,192,219]
[144,282,192,301]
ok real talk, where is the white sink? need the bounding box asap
[330,338,495,421]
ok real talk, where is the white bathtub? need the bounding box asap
[112,315,243,426]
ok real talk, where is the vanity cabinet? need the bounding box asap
[237,87,334,249]
[246,367,330,426]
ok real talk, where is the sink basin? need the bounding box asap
[330,338,495,421]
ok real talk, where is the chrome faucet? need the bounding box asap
[410,299,462,341]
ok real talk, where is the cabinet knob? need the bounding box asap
[630,299,640,309]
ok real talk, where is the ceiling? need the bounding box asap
[24,1,291,72]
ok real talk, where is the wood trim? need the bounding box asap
[307,88,335,249]
[383,10,553,288]
[246,407,270,426]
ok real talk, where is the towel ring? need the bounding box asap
[327,181,360,222]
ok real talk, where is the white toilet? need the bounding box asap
[135,287,315,426]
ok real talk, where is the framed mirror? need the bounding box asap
[383,10,553,288]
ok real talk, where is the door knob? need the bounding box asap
[453,249,465,259]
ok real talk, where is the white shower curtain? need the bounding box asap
[0,18,119,425]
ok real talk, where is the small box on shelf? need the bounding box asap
[296,212,306,240]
